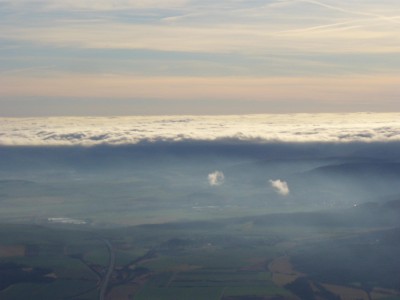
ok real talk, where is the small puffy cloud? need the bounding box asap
[208,171,224,186]
[269,179,289,196]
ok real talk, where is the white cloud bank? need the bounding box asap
[1,113,400,146]
[208,171,224,186]
[269,179,290,196]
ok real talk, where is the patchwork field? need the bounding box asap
[1,203,400,300]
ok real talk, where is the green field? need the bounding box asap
[1,204,400,300]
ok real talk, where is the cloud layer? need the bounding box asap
[1,113,400,146]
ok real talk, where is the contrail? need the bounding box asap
[300,0,400,24]
[275,20,361,35]
[271,0,400,36]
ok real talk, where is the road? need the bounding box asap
[99,239,115,300]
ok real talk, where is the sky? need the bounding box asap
[1,0,400,116]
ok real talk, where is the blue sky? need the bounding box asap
[1,0,400,115]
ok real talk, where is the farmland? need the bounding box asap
[0,203,400,300]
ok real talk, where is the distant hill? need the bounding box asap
[306,162,400,178]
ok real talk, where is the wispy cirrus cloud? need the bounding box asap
[2,0,400,56]
[1,0,400,116]
[0,0,189,11]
